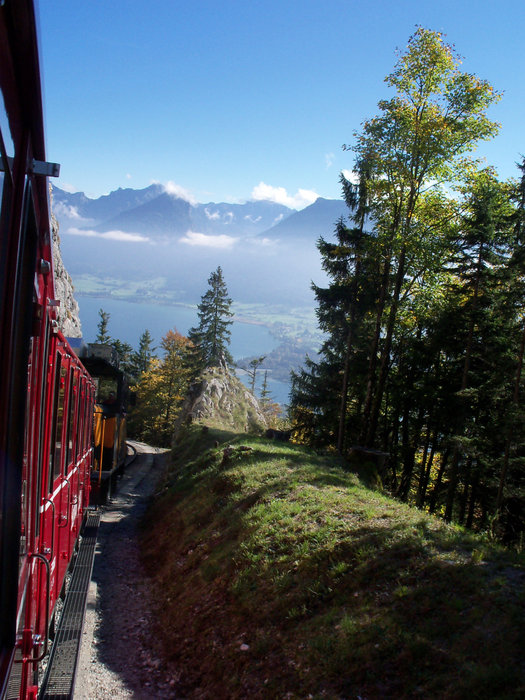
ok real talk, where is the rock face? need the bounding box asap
[175,362,267,434]
[50,188,82,337]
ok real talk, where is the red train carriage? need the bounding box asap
[0,2,95,698]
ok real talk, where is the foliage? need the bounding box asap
[95,307,111,343]
[110,337,135,377]
[247,355,266,394]
[130,329,156,380]
[93,308,156,382]
[127,329,191,446]
[290,29,525,543]
[188,266,234,373]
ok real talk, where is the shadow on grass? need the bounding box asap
[146,427,525,699]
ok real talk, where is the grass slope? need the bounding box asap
[141,427,525,699]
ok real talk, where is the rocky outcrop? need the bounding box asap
[50,187,82,337]
[174,362,267,435]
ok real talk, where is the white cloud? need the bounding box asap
[179,231,236,248]
[57,182,78,194]
[250,236,277,248]
[341,169,360,185]
[68,227,150,243]
[126,173,132,180]
[155,180,197,205]
[205,208,221,220]
[251,182,319,210]
[53,202,84,220]
[325,152,335,169]
[244,214,262,224]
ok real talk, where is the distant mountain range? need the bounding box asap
[51,184,348,242]
[51,183,350,353]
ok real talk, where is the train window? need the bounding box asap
[66,370,77,467]
[0,89,15,164]
[35,322,50,510]
[19,343,33,560]
[49,362,66,488]
[76,378,84,459]
[0,93,13,337]
[0,89,14,239]
[86,386,94,452]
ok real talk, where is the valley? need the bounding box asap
[54,182,339,404]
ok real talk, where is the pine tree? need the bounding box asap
[131,329,156,379]
[95,308,111,343]
[290,169,378,452]
[260,370,271,405]
[188,266,234,371]
[111,338,134,376]
[248,356,266,394]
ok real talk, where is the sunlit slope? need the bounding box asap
[141,427,525,699]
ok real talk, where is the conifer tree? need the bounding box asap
[188,266,234,372]
[131,329,156,379]
[290,169,378,452]
[248,356,266,394]
[111,338,134,376]
[95,308,111,343]
[260,370,271,405]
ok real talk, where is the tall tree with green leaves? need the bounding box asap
[351,27,501,448]
[188,266,234,371]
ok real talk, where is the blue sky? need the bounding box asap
[38,0,525,208]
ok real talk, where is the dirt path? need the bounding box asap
[75,442,181,699]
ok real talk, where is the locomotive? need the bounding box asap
[0,2,98,697]
[80,343,129,504]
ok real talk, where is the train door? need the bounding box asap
[77,374,95,513]
[63,365,81,557]
[46,345,70,609]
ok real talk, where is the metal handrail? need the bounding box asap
[42,498,55,560]
[15,554,51,664]
[31,553,51,663]
[58,477,70,528]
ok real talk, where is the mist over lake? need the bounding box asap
[77,295,292,405]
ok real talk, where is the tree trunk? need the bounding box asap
[418,435,437,509]
[359,251,392,444]
[466,462,480,529]
[428,447,450,515]
[365,245,407,447]
[458,456,473,525]
[496,322,525,510]
[445,243,483,522]
[337,324,355,454]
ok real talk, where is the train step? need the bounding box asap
[38,510,100,700]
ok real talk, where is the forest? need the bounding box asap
[290,28,525,543]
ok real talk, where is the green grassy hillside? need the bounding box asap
[141,427,525,699]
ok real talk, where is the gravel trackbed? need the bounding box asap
[74,442,181,699]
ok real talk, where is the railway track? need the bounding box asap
[37,442,169,699]
[74,442,178,699]
[38,512,101,700]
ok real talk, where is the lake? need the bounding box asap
[77,295,291,405]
